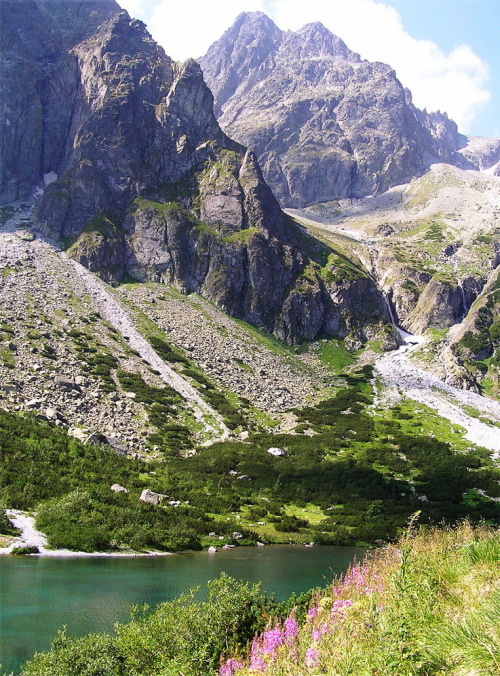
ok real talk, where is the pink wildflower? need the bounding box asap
[284,616,299,646]
[305,647,319,668]
[307,606,318,620]
[330,598,352,621]
[321,622,333,635]
[249,654,267,673]
[262,627,283,656]
[219,658,244,676]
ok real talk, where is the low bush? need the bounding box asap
[11,545,39,556]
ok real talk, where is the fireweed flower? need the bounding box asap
[321,621,333,635]
[219,569,380,676]
[305,647,320,668]
[249,654,267,673]
[312,627,322,642]
[219,657,244,675]
[307,606,319,620]
[330,598,353,621]
[262,627,283,656]
[249,639,268,672]
[284,616,299,646]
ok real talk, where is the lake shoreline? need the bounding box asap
[1,509,176,558]
[1,543,365,676]
[3,508,327,559]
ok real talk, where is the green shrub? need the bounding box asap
[11,545,39,556]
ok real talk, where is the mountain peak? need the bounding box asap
[234,11,279,30]
[200,11,282,116]
[213,11,282,46]
[200,13,481,208]
[3,0,391,348]
[291,21,358,60]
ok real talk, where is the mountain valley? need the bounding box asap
[1,1,500,673]
[0,0,498,556]
[291,162,500,396]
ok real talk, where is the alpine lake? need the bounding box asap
[0,545,365,674]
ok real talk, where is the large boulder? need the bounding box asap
[139,489,166,505]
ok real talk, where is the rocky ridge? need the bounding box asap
[200,12,499,208]
[1,0,396,347]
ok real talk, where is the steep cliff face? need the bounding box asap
[199,12,495,208]
[1,1,393,345]
[443,269,500,395]
[0,0,120,205]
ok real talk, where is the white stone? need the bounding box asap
[68,427,88,442]
[140,489,165,505]
[111,484,129,494]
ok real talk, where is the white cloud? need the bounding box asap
[268,0,490,133]
[121,0,266,61]
[119,0,147,16]
[119,0,490,134]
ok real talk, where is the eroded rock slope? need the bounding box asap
[200,12,499,208]
[294,164,500,395]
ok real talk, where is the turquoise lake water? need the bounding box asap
[0,545,365,674]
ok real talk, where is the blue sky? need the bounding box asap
[120,0,498,138]
[388,0,499,138]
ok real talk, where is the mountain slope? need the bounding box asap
[0,211,332,458]
[200,12,498,208]
[292,163,500,396]
[0,0,395,346]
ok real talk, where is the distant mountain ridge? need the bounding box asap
[200,12,500,208]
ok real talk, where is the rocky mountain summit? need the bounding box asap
[0,0,396,346]
[200,12,500,208]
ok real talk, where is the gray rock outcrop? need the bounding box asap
[199,12,497,208]
[0,0,120,205]
[111,484,128,493]
[139,489,165,505]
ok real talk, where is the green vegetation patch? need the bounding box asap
[0,345,15,369]
[0,409,214,552]
[115,369,191,452]
[21,573,314,676]
[217,523,500,676]
[63,214,122,251]
[284,216,331,266]
[0,205,15,225]
[320,252,366,284]
[0,342,498,558]
[69,329,118,392]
